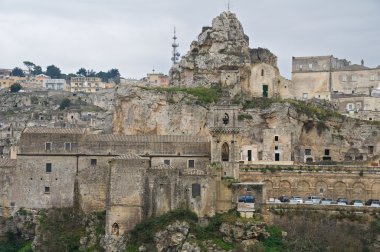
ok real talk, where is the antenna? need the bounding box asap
[228,0,230,12]
[171,26,180,64]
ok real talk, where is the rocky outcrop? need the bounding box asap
[169,11,278,96]
[154,220,190,252]
[219,221,269,243]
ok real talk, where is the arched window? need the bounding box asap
[222,142,229,161]
[111,223,119,236]
[222,113,229,125]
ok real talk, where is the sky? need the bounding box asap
[0,0,379,79]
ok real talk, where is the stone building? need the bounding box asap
[291,55,380,100]
[70,77,103,93]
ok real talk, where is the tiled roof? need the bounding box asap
[113,153,146,160]
[0,159,16,167]
[86,134,209,143]
[23,127,86,134]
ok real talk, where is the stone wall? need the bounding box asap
[239,165,380,202]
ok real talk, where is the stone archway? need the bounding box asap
[296,180,310,198]
[315,181,329,197]
[371,183,380,199]
[352,182,366,200]
[221,142,229,161]
[279,180,291,197]
[334,181,347,199]
[263,180,273,200]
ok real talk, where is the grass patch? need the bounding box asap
[238,113,253,121]
[140,86,222,104]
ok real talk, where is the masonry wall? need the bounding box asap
[239,166,380,202]
[0,166,14,209]
[12,155,77,208]
[291,72,330,100]
[248,63,279,98]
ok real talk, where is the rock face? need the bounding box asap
[154,220,190,252]
[219,221,269,243]
[169,11,278,98]
[113,86,212,137]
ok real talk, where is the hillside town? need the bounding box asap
[1,9,380,252]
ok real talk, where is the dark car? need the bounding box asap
[278,195,289,203]
[337,198,349,205]
[238,195,255,203]
[365,199,380,205]
[365,199,380,207]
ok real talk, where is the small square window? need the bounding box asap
[91,159,97,166]
[274,136,279,142]
[164,160,171,165]
[369,146,374,155]
[324,149,330,156]
[275,146,278,150]
[45,142,52,151]
[46,163,52,173]
[64,142,71,151]
[45,187,50,194]
[305,149,312,155]
[188,160,195,168]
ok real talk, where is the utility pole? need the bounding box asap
[171,27,180,65]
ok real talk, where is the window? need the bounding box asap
[164,159,171,165]
[45,142,52,151]
[261,69,264,76]
[45,187,50,194]
[192,183,201,198]
[64,142,71,151]
[324,149,330,156]
[221,142,229,161]
[342,75,347,82]
[352,75,357,81]
[303,93,308,100]
[305,149,312,155]
[299,65,303,70]
[275,153,280,161]
[309,63,312,69]
[46,163,52,173]
[91,159,97,166]
[274,136,279,142]
[188,160,195,168]
[247,150,252,161]
[258,151,263,161]
[275,146,278,150]
[370,75,375,81]
[369,146,374,155]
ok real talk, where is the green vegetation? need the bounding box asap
[36,208,105,252]
[238,113,253,121]
[10,83,22,93]
[140,86,222,104]
[59,98,71,110]
[287,99,342,120]
[0,231,32,252]
[129,209,198,245]
[241,97,281,110]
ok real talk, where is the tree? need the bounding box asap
[59,98,71,110]
[107,68,120,84]
[45,65,62,79]
[31,65,43,75]
[23,61,35,77]
[10,83,22,92]
[87,69,96,77]
[96,71,108,82]
[11,67,25,77]
[76,68,87,76]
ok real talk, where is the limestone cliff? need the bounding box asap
[169,11,277,93]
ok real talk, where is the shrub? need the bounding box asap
[59,98,71,110]
[10,83,22,93]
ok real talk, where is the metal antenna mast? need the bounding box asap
[171,27,180,64]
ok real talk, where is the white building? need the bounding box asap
[43,79,66,90]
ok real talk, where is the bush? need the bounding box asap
[10,83,22,93]
[59,98,71,110]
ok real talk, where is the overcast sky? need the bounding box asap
[0,0,379,79]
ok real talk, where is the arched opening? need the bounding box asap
[221,142,229,161]
[111,223,119,236]
[306,157,313,163]
[222,113,229,125]
[261,69,264,76]
[192,183,201,198]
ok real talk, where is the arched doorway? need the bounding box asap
[296,181,310,198]
[352,182,365,200]
[221,142,229,161]
[279,180,291,197]
[334,181,347,199]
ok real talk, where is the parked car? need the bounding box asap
[278,195,289,203]
[305,196,321,204]
[290,196,303,204]
[337,198,349,205]
[320,198,333,205]
[238,195,255,203]
[365,199,380,206]
[350,199,364,207]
